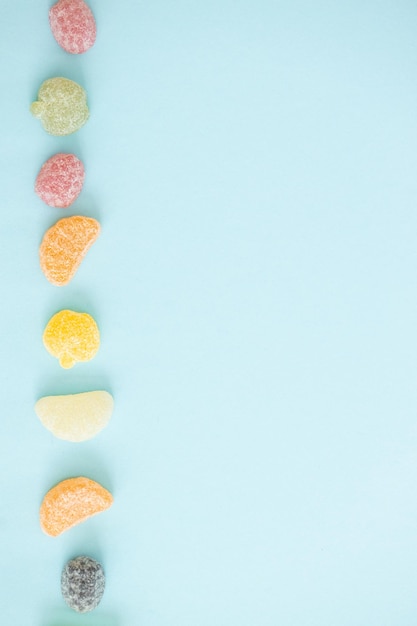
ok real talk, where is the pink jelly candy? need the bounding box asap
[49,0,96,54]
[35,154,85,208]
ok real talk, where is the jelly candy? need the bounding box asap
[40,477,113,536]
[50,0,96,54]
[31,77,89,136]
[43,309,100,369]
[61,556,105,613]
[35,153,85,208]
[62,556,105,612]
[35,391,114,442]
[39,216,100,286]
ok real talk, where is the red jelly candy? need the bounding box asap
[35,154,85,208]
[49,0,96,55]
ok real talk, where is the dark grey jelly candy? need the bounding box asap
[61,556,105,613]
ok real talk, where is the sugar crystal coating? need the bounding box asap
[40,477,113,536]
[35,391,114,442]
[50,0,96,54]
[61,556,105,613]
[35,153,85,208]
[31,77,89,136]
[39,216,100,286]
[43,309,100,369]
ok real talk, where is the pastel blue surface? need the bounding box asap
[1,1,417,624]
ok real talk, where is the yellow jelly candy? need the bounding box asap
[35,391,114,442]
[31,77,89,136]
[43,309,100,369]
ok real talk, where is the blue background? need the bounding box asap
[1,0,417,624]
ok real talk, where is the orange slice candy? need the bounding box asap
[40,477,113,537]
[40,215,100,286]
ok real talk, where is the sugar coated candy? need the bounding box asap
[61,556,105,613]
[40,477,113,536]
[50,0,96,54]
[31,77,89,136]
[43,309,100,369]
[35,391,114,442]
[35,153,85,208]
[40,216,100,286]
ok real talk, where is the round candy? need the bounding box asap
[31,77,89,136]
[39,216,100,286]
[35,391,114,442]
[50,0,96,54]
[61,556,105,613]
[35,153,85,208]
[43,309,100,369]
[40,477,113,537]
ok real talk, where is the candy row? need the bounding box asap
[31,0,111,617]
